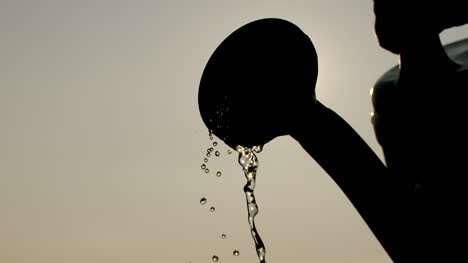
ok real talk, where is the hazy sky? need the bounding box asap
[1,1,467,262]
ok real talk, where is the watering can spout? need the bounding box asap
[198,18,318,149]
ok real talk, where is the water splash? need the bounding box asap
[236,145,266,263]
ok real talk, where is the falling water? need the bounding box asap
[236,145,266,263]
[200,198,207,205]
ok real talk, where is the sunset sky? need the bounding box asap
[1,1,467,262]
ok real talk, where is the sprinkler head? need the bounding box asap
[198,18,318,149]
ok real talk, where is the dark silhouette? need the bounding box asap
[198,8,468,262]
[199,18,318,149]
[199,18,405,262]
[372,1,468,261]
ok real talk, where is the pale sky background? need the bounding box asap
[1,1,467,263]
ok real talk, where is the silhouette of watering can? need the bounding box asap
[198,18,407,262]
[198,3,468,259]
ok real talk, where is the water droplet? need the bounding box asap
[201,164,206,169]
[227,149,232,154]
[210,136,214,140]
[206,153,211,157]
[233,250,240,256]
[205,168,210,173]
[213,142,218,146]
[200,198,207,205]
[204,158,208,163]
[210,207,215,212]
[253,145,263,153]
[212,255,219,262]
[221,234,226,239]
[208,148,214,153]
[215,151,220,157]
[216,171,222,177]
